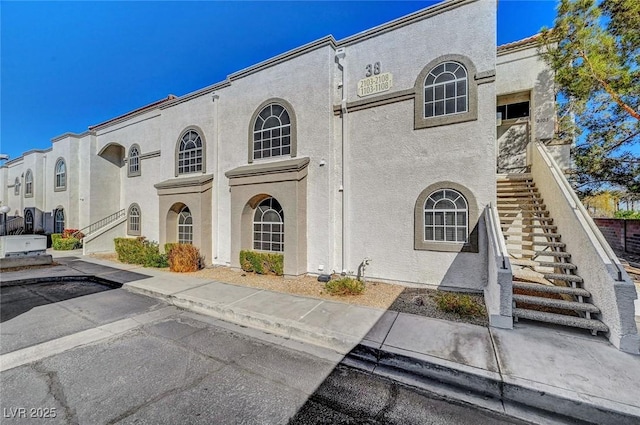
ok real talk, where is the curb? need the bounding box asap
[346,342,640,425]
[124,284,359,354]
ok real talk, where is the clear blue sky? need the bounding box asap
[1,0,557,161]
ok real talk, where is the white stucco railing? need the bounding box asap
[534,142,625,281]
[531,141,638,353]
[484,204,513,329]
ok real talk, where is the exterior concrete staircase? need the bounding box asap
[497,174,608,335]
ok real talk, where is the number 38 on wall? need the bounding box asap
[365,62,381,77]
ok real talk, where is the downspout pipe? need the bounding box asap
[335,48,348,274]
[212,92,220,263]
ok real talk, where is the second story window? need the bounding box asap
[177,130,203,175]
[55,158,66,191]
[253,103,291,160]
[128,145,141,177]
[424,61,468,118]
[14,177,20,196]
[25,170,33,197]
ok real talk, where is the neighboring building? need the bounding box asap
[1,0,637,353]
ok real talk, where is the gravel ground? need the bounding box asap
[388,287,488,327]
[90,253,488,324]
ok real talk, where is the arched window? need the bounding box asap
[178,206,193,244]
[177,130,203,175]
[25,170,33,197]
[424,61,467,118]
[423,189,468,243]
[252,103,291,161]
[128,145,141,177]
[253,197,284,252]
[128,204,141,236]
[14,178,20,196]
[54,209,65,234]
[55,158,66,190]
[25,210,34,233]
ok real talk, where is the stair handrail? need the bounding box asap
[486,203,509,270]
[72,209,126,239]
[1,216,25,236]
[535,141,625,281]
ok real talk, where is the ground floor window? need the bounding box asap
[25,210,34,233]
[424,189,468,243]
[54,209,65,234]
[178,206,193,244]
[128,204,141,236]
[253,197,283,252]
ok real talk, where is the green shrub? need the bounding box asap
[168,244,201,272]
[239,250,284,276]
[614,210,640,219]
[324,277,365,296]
[164,243,178,254]
[52,234,80,250]
[434,292,484,317]
[114,237,168,268]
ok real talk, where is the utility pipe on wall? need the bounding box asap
[335,48,348,274]
[212,92,220,263]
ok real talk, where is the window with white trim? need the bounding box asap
[129,145,140,176]
[25,210,34,233]
[178,206,193,244]
[253,104,291,160]
[54,209,65,234]
[14,178,20,196]
[424,61,468,118]
[128,204,141,236]
[177,130,203,175]
[423,189,468,243]
[55,159,66,190]
[25,170,33,196]
[253,197,284,252]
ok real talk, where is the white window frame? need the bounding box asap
[252,103,291,161]
[178,206,193,244]
[423,189,468,243]
[54,209,65,234]
[177,130,203,175]
[55,158,66,191]
[25,170,33,197]
[128,145,141,177]
[128,204,141,236]
[424,61,468,119]
[253,197,284,252]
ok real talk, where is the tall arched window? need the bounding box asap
[55,158,66,190]
[128,145,141,177]
[25,170,33,197]
[25,210,34,233]
[54,209,65,234]
[177,130,203,175]
[178,206,193,244]
[14,178,20,196]
[253,197,284,252]
[423,189,468,243]
[128,204,141,236]
[252,103,291,160]
[424,61,468,118]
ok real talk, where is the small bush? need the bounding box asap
[164,243,178,255]
[114,237,168,268]
[52,233,81,250]
[240,250,284,276]
[168,244,202,273]
[63,228,84,239]
[434,292,484,317]
[324,277,365,296]
[614,210,640,219]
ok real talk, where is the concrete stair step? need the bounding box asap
[498,203,548,210]
[542,273,583,283]
[510,258,577,270]
[513,281,590,297]
[496,188,539,194]
[511,240,566,248]
[499,209,550,215]
[513,308,608,333]
[507,249,571,259]
[496,173,533,181]
[501,224,557,230]
[503,231,561,238]
[513,294,600,313]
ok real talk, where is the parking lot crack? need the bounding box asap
[31,362,79,425]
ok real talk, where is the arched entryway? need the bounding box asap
[24,209,34,233]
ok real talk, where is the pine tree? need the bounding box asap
[539,0,640,195]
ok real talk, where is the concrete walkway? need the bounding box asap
[10,250,640,425]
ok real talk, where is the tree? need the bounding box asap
[539,0,640,195]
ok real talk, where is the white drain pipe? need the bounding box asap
[335,48,348,274]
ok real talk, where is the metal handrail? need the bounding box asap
[535,141,625,281]
[486,203,509,270]
[1,216,24,236]
[72,209,125,239]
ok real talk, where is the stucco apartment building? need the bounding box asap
[2,0,638,352]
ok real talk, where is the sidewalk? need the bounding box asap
[32,252,640,424]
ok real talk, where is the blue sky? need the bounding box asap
[1,1,558,161]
